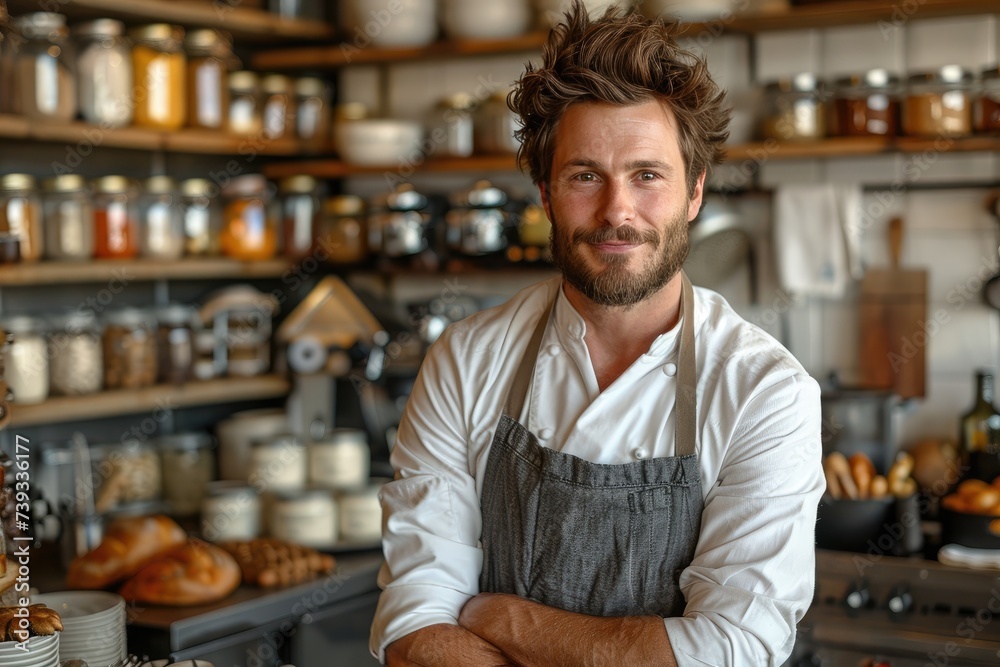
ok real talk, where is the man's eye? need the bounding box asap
[574,173,596,182]
[639,171,658,181]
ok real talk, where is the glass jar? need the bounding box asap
[309,428,370,490]
[332,102,369,156]
[43,174,94,261]
[103,308,158,389]
[294,76,331,149]
[92,175,138,259]
[248,433,307,493]
[278,175,319,260]
[271,489,338,548]
[201,482,261,542]
[131,24,186,130]
[446,180,509,256]
[226,306,272,377]
[74,19,132,127]
[184,29,233,130]
[0,174,43,262]
[431,93,475,158]
[832,69,901,137]
[139,176,184,259]
[48,310,103,396]
[903,66,973,137]
[761,73,825,141]
[11,13,76,121]
[179,178,221,256]
[192,327,217,381]
[474,90,521,154]
[220,174,278,260]
[261,73,294,140]
[368,184,430,258]
[338,481,385,542]
[156,304,197,385]
[228,70,261,135]
[318,195,367,265]
[158,432,216,516]
[91,440,162,513]
[975,65,1000,134]
[1,315,48,404]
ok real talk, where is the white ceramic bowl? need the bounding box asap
[0,634,60,667]
[641,0,736,21]
[336,119,425,167]
[348,0,438,48]
[536,0,635,26]
[443,0,532,40]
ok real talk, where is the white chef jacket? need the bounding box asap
[370,275,825,666]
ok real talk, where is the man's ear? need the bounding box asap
[539,182,552,221]
[687,171,706,222]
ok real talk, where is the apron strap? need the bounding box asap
[503,295,556,419]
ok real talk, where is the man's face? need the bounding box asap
[541,100,705,308]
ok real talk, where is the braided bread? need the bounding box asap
[0,604,63,642]
[219,538,335,588]
[119,539,241,606]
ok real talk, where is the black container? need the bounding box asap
[816,494,922,555]
[940,506,1000,549]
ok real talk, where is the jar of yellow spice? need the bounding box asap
[131,24,186,130]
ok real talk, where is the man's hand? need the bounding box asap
[460,593,677,667]
[385,623,515,667]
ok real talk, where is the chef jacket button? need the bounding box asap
[546,344,561,356]
[571,325,584,339]
[633,447,648,460]
[538,427,554,440]
[663,362,677,377]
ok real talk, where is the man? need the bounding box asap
[370,4,824,666]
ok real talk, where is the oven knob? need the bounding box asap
[845,583,870,610]
[887,586,912,615]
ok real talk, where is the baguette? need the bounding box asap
[66,515,187,590]
[849,453,875,499]
[826,452,859,500]
[869,475,889,499]
[119,539,241,606]
[824,463,843,500]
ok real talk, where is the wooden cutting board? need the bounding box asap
[858,217,928,399]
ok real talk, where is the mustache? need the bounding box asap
[571,226,660,246]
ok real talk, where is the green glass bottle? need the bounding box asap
[960,370,1000,482]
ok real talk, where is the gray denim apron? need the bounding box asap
[479,273,703,619]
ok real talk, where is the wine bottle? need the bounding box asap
[960,370,1000,482]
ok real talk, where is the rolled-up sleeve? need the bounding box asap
[369,331,484,663]
[664,373,825,667]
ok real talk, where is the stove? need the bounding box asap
[787,549,1000,667]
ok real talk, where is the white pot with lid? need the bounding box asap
[442,0,531,40]
[345,0,437,48]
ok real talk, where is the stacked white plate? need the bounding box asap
[33,591,127,667]
[0,633,60,667]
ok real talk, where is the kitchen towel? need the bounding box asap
[774,184,864,299]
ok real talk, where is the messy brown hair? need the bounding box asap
[510,1,730,194]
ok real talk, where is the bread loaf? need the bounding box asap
[219,538,336,588]
[66,515,187,589]
[0,604,63,642]
[119,539,241,606]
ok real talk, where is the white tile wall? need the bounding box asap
[755,30,822,83]
[821,23,905,79]
[905,15,996,72]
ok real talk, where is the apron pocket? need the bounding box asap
[628,486,685,617]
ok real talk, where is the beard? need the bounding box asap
[549,208,690,309]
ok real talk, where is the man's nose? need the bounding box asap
[597,179,635,227]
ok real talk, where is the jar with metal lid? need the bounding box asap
[761,73,826,141]
[184,29,233,130]
[249,433,307,493]
[0,174,43,262]
[368,184,430,258]
[220,174,278,260]
[201,481,261,542]
[92,439,162,513]
[271,489,338,548]
[11,13,76,121]
[318,195,367,265]
[903,66,973,137]
[228,70,261,135]
[158,432,216,516]
[975,65,1000,134]
[74,19,132,127]
[338,479,386,542]
[92,175,138,259]
[294,77,331,149]
[139,176,184,259]
[474,90,521,154]
[429,93,475,158]
[48,310,103,396]
[103,308,158,389]
[309,428,370,490]
[156,304,197,385]
[43,174,94,260]
[180,178,221,256]
[831,69,901,137]
[446,180,509,256]
[1,315,48,404]
[226,305,272,377]
[278,175,319,260]
[261,73,295,140]
[131,24,186,129]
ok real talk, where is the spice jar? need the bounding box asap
[474,90,522,154]
[201,482,261,542]
[103,308,158,389]
[159,432,216,516]
[975,65,1000,134]
[318,195,367,265]
[92,440,162,513]
[43,175,94,261]
[832,69,901,137]
[180,178,221,255]
[903,66,973,137]
[278,175,319,260]
[430,93,475,158]
[271,490,338,547]
[261,73,294,140]
[228,70,261,135]
[1,315,49,404]
[249,433,307,493]
[156,304,197,385]
[761,73,826,141]
[309,428,371,490]
[294,77,331,149]
[446,180,509,256]
[92,176,138,259]
[11,13,76,121]
[220,174,278,260]
[74,19,133,127]
[184,29,233,130]
[139,176,184,259]
[368,184,430,258]
[48,310,103,396]
[0,174,43,262]
[131,24,186,130]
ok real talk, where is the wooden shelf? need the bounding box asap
[0,258,292,286]
[251,0,998,70]
[7,0,334,42]
[264,154,520,179]
[11,375,291,427]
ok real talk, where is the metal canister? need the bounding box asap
[446,180,509,256]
